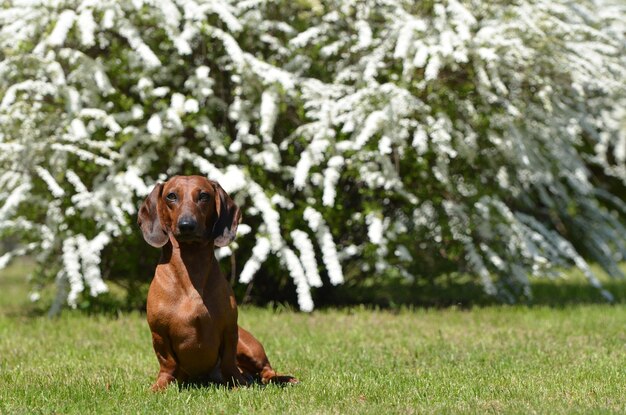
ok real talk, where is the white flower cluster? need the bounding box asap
[303,208,344,286]
[280,247,314,312]
[0,0,624,312]
[239,237,271,284]
[291,230,323,288]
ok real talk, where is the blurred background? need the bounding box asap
[0,0,625,314]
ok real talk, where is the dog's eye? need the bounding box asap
[166,192,177,202]
[198,192,210,202]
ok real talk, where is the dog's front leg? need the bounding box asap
[150,331,184,391]
[220,325,248,387]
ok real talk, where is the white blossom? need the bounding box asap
[76,232,110,297]
[412,128,428,154]
[291,230,323,287]
[366,213,384,245]
[239,236,271,283]
[304,208,344,285]
[170,93,186,115]
[248,182,283,251]
[354,20,373,50]
[424,55,441,81]
[147,114,162,136]
[65,170,88,193]
[48,10,76,47]
[354,111,387,150]
[184,98,199,113]
[118,22,161,68]
[0,181,32,220]
[70,119,88,140]
[322,156,344,207]
[77,9,96,47]
[34,166,65,198]
[0,252,12,269]
[280,247,313,312]
[62,237,83,307]
[259,88,279,142]
[293,152,312,190]
[102,9,115,29]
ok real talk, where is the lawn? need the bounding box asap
[1,260,625,414]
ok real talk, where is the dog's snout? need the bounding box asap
[178,218,197,233]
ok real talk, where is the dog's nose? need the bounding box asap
[178,219,197,234]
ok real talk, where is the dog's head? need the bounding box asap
[138,175,241,248]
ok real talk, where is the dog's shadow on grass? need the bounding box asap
[177,376,298,392]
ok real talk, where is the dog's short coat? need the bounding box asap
[138,175,297,391]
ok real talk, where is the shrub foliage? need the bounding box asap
[1,0,625,311]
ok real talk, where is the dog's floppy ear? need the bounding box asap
[212,182,241,247]
[138,183,169,248]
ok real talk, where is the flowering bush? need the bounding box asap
[1,0,625,312]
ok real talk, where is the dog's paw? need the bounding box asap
[264,374,299,386]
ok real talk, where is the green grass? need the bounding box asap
[1,260,625,414]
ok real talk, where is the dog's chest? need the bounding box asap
[171,295,217,340]
[165,295,223,374]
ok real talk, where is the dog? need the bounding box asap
[138,175,297,390]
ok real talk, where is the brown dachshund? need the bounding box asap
[138,175,297,391]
